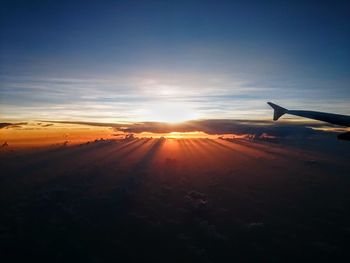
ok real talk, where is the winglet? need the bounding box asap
[267,102,288,121]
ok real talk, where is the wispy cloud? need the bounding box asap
[1,73,349,122]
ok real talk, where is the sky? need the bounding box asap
[1,0,349,123]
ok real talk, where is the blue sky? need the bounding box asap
[1,0,349,122]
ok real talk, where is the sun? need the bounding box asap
[146,102,198,123]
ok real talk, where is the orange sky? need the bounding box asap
[0,122,231,148]
[0,122,116,148]
[1,120,347,149]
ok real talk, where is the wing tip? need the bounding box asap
[267,102,288,121]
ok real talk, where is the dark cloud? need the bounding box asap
[0,123,13,129]
[115,119,336,139]
[35,123,54,127]
[39,120,122,128]
[0,122,27,129]
[40,119,341,140]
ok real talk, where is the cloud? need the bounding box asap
[41,119,338,140]
[114,119,331,139]
[0,123,13,129]
[0,122,27,129]
[2,75,349,123]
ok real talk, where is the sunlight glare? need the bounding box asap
[146,102,198,123]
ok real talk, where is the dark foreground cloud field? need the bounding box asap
[1,133,350,262]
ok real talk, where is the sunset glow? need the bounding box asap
[0,121,248,148]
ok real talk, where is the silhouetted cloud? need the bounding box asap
[35,123,53,127]
[40,119,341,140]
[39,120,121,128]
[0,122,27,129]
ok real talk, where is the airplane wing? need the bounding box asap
[267,102,350,140]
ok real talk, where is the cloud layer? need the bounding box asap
[1,74,349,123]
